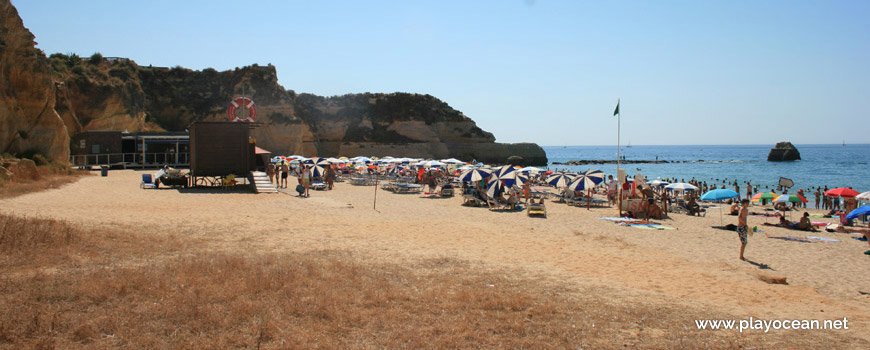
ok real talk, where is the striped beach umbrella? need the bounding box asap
[546,173,575,188]
[751,191,777,202]
[582,169,605,184]
[458,168,492,182]
[485,176,504,198]
[774,194,807,203]
[494,165,527,187]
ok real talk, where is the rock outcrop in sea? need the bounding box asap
[767,141,801,162]
[0,0,546,165]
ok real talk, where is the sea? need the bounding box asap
[542,144,869,193]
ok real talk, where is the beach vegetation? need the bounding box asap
[88,52,103,65]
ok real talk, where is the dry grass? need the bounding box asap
[0,216,865,349]
[0,164,86,199]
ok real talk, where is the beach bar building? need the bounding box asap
[189,121,264,187]
[70,130,189,168]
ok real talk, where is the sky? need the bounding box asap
[13,0,870,146]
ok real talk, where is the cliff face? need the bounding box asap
[0,0,547,166]
[0,0,70,162]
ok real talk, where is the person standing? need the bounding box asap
[814,188,821,209]
[737,199,750,261]
[326,166,336,190]
[301,165,311,197]
[266,163,276,185]
[281,162,290,189]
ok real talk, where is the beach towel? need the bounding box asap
[767,236,815,243]
[853,236,868,242]
[627,224,676,230]
[806,236,839,242]
[598,217,636,222]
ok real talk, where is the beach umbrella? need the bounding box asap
[846,205,870,220]
[288,155,305,160]
[485,176,504,198]
[774,194,808,203]
[826,188,860,198]
[647,179,669,187]
[665,183,698,192]
[308,164,326,177]
[856,191,870,201]
[751,191,777,202]
[566,174,600,192]
[416,160,444,168]
[493,165,527,187]
[440,158,464,164]
[458,168,492,182]
[518,166,543,174]
[583,169,605,184]
[700,189,739,201]
[546,173,575,187]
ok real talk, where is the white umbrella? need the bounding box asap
[518,166,543,174]
[440,158,464,164]
[856,191,870,201]
[647,179,669,187]
[417,160,444,168]
[665,183,698,192]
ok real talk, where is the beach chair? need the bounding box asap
[141,174,158,189]
[527,200,547,217]
[311,181,327,191]
[440,184,455,197]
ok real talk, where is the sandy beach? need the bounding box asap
[2,169,869,343]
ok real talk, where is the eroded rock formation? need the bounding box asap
[0,0,70,162]
[0,0,547,165]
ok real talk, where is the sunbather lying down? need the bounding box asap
[762,214,816,231]
[836,221,870,254]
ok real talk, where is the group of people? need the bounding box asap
[265,162,339,197]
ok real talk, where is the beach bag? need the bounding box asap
[296,184,305,195]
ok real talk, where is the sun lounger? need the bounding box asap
[394,183,423,194]
[311,181,327,190]
[141,174,158,189]
[527,201,547,217]
[440,185,455,197]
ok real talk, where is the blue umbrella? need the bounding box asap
[700,189,740,201]
[846,205,870,220]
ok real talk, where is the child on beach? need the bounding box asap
[737,199,749,261]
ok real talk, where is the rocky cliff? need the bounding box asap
[0,0,70,162]
[0,0,547,165]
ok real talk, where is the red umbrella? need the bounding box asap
[825,188,859,197]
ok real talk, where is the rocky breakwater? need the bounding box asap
[0,0,70,162]
[767,141,801,162]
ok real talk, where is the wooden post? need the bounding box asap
[373,175,379,210]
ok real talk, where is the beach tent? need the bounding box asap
[751,191,777,203]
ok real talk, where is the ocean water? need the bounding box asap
[542,144,869,193]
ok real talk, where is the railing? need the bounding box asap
[70,152,190,168]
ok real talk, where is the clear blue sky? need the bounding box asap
[14,0,869,146]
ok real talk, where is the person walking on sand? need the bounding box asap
[267,163,276,185]
[281,162,290,189]
[737,199,750,261]
[301,165,311,197]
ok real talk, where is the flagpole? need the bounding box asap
[616,99,621,217]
